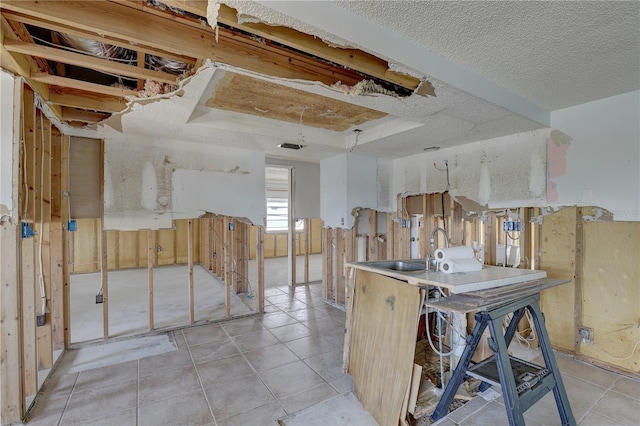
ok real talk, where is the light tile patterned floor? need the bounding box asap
[24,282,640,426]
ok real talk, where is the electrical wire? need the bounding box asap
[38,112,46,316]
[590,340,640,361]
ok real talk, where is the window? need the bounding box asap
[265,166,303,233]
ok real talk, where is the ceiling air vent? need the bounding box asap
[278,143,305,150]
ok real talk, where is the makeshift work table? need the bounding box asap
[342,261,571,426]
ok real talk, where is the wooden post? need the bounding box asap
[368,210,378,261]
[304,218,310,283]
[257,226,265,313]
[335,228,345,305]
[61,135,70,347]
[187,219,194,324]
[147,229,154,331]
[100,140,108,339]
[322,228,333,301]
[386,213,395,260]
[419,195,428,258]
[287,167,296,286]
[573,208,584,354]
[223,216,231,318]
[1,223,24,423]
[50,128,64,350]
[483,212,496,266]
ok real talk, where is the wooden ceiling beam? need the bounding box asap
[1,9,197,66]
[0,15,62,119]
[4,39,178,84]
[0,0,372,88]
[32,73,139,97]
[48,87,127,113]
[161,0,422,92]
[60,107,109,124]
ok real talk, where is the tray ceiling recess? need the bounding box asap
[0,0,431,128]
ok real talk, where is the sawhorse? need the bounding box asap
[431,292,576,426]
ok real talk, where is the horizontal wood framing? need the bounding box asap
[249,217,322,259]
[70,218,200,273]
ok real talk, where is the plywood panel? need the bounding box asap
[175,219,189,264]
[206,72,386,132]
[118,231,138,269]
[274,234,288,257]
[72,218,98,273]
[157,229,176,266]
[580,221,640,372]
[348,270,422,426]
[312,218,322,253]
[106,230,118,270]
[539,207,576,351]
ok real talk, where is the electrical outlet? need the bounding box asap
[578,327,593,344]
[95,294,103,304]
[36,314,46,327]
[212,252,217,259]
[228,222,235,231]
[503,220,524,232]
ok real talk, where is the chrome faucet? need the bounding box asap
[427,227,449,271]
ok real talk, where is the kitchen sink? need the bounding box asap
[368,260,426,272]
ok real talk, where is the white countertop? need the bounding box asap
[346,261,547,294]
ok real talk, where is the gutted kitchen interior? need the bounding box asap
[0,1,638,425]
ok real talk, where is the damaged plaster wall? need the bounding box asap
[0,71,16,219]
[551,90,640,221]
[266,158,320,219]
[385,129,550,214]
[104,135,265,230]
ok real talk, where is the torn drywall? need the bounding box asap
[104,135,265,230]
[546,129,572,203]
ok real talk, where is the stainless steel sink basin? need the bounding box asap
[370,260,426,272]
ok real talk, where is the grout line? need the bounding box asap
[56,372,79,426]
[185,328,219,426]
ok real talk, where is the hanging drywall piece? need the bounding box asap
[140,161,158,211]
[478,153,491,205]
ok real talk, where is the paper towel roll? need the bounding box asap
[434,246,475,261]
[440,258,483,274]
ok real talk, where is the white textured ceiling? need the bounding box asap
[333,0,640,110]
[95,1,639,163]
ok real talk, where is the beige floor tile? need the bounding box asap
[196,353,255,386]
[244,342,300,372]
[183,324,230,346]
[258,312,299,329]
[171,329,188,350]
[445,396,490,423]
[139,390,213,426]
[562,373,609,409]
[269,323,315,342]
[458,401,510,425]
[303,348,345,382]
[138,348,193,377]
[221,317,265,336]
[204,374,276,420]
[611,376,640,400]
[232,329,279,352]
[189,338,239,364]
[592,390,640,425]
[62,407,136,426]
[523,391,587,426]
[301,317,343,334]
[555,354,620,388]
[259,360,326,400]
[579,411,623,425]
[265,293,297,305]
[74,360,138,392]
[41,371,78,398]
[216,401,287,426]
[138,364,201,406]
[264,288,286,297]
[263,304,283,314]
[287,308,329,322]
[62,380,137,425]
[279,383,339,414]
[25,394,69,426]
[328,374,353,394]
[284,334,338,360]
[273,299,309,312]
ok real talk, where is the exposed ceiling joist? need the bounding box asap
[32,73,138,97]
[161,0,425,93]
[60,107,109,124]
[48,87,127,113]
[2,9,197,66]
[3,39,178,84]
[0,0,408,90]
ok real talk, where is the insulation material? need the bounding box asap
[348,270,422,426]
[331,80,399,98]
[206,0,221,42]
[103,135,264,230]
